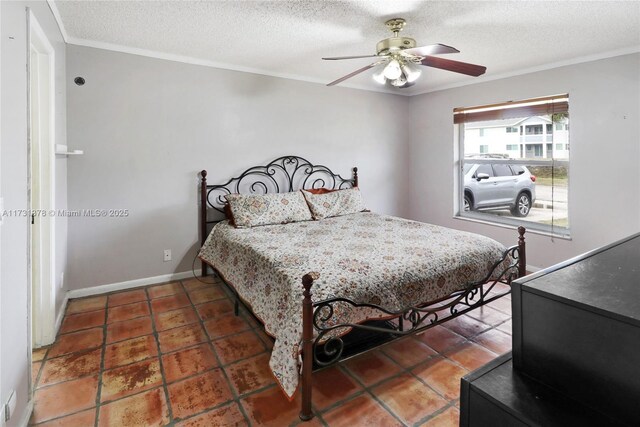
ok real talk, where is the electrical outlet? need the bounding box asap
[163,249,171,262]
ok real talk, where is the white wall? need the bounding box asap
[66,45,410,291]
[408,53,640,269]
[1,1,67,424]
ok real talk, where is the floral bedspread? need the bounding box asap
[198,212,509,398]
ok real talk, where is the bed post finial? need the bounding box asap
[352,167,359,188]
[517,226,526,278]
[200,170,208,276]
[300,273,315,421]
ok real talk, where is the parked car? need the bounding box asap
[463,163,536,217]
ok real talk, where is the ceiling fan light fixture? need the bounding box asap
[386,75,415,89]
[372,68,387,84]
[383,59,402,80]
[323,18,486,88]
[389,75,407,87]
[401,62,422,83]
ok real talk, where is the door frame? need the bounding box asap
[28,9,57,347]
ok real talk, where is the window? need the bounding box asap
[527,144,543,157]
[511,165,525,175]
[475,164,493,177]
[493,164,513,177]
[525,125,543,135]
[454,94,570,236]
[479,128,485,137]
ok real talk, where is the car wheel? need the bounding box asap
[464,195,472,212]
[511,192,531,217]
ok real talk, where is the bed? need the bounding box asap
[198,155,526,421]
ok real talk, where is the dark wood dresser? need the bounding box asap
[461,232,640,427]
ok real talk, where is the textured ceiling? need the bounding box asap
[52,0,640,95]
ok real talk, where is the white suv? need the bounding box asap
[463,163,537,217]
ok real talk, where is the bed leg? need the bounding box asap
[200,170,208,277]
[517,226,527,278]
[201,261,208,277]
[300,273,315,421]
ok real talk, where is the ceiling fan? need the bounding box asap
[323,18,486,88]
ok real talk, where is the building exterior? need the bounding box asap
[463,116,569,160]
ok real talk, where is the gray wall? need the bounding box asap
[1,1,67,424]
[66,47,640,288]
[66,45,410,290]
[408,53,640,269]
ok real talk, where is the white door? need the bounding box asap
[29,11,56,349]
[30,49,42,346]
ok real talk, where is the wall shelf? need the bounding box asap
[55,144,83,156]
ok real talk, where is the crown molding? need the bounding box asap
[63,36,409,96]
[45,0,407,96]
[46,0,69,42]
[46,0,638,97]
[410,45,640,96]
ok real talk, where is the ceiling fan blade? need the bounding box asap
[322,54,382,60]
[402,43,460,56]
[327,61,383,86]
[420,56,486,76]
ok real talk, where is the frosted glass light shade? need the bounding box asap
[389,75,407,87]
[401,62,422,83]
[372,68,387,84]
[383,59,402,80]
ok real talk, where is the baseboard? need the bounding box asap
[526,264,541,273]
[17,399,34,427]
[54,293,69,335]
[65,264,537,299]
[67,269,201,299]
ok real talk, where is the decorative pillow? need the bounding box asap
[304,188,337,195]
[225,191,312,228]
[301,188,366,220]
[223,203,235,227]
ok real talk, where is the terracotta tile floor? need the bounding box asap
[30,277,513,426]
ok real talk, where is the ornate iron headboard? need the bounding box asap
[199,156,358,272]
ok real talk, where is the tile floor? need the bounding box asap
[30,277,512,426]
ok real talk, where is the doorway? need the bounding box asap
[28,10,56,348]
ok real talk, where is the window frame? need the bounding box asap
[455,95,571,238]
[525,124,543,135]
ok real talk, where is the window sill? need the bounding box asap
[453,214,572,241]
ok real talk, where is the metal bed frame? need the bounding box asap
[198,155,526,421]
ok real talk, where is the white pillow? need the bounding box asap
[301,188,365,220]
[225,191,312,228]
